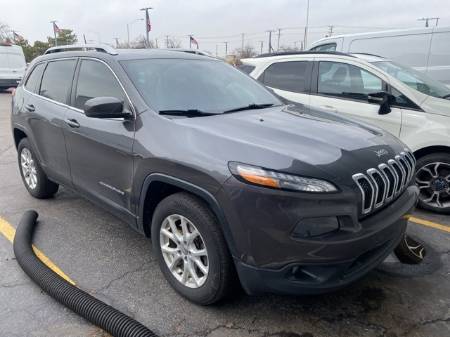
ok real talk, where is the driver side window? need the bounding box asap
[318,61,383,102]
[74,59,125,110]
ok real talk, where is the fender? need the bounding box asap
[137,173,237,257]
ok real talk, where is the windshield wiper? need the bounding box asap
[223,103,275,113]
[159,109,219,117]
[442,94,450,99]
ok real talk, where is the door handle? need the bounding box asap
[66,118,80,128]
[320,105,338,112]
[25,104,35,112]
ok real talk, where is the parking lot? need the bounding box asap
[0,91,449,337]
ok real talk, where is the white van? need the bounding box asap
[0,43,26,90]
[309,27,450,86]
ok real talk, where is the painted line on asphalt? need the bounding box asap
[407,215,450,234]
[0,216,76,285]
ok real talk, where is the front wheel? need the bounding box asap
[151,192,235,305]
[17,138,59,199]
[415,153,450,214]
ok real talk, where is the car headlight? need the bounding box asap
[228,162,338,193]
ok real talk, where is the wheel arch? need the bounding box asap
[138,173,237,256]
[13,127,28,149]
[413,145,450,160]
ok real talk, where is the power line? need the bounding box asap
[418,17,440,27]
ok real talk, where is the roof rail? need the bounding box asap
[255,51,354,58]
[44,44,118,55]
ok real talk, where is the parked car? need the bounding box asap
[241,51,450,214]
[0,43,26,90]
[12,45,418,304]
[309,26,450,86]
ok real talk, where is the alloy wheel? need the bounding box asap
[20,148,38,190]
[159,214,209,288]
[416,162,450,209]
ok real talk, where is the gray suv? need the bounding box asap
[11,45,418,305]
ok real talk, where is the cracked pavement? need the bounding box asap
[0,92,449,337]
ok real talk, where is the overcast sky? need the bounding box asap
[2,0,449,55]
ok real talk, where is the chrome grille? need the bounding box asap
[353,149,416,215]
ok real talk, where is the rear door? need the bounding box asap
[257,60,313,108]
[64,58,135,218]
[24,59,76,185]
[309,60,402,136]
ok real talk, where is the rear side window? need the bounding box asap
[318,61,383,101]
[25,63,45,93]
[40,59,77,104]
[238,64,255,74]
[260,61,310,93]
[74,59,125,110]
[310,43,337,52]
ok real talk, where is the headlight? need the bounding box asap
[228,162,338,193]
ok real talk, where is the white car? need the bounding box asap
[241,52,450,214]
[0,43,26,90]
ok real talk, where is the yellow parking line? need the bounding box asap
[406,215,450,234]
[0,217,76,285]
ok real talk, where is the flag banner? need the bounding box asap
[190,36,199,49]
[146,11,152,32]
[13,32,24,42]
[53,22,61,35]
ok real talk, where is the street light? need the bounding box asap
[127,18,144,48]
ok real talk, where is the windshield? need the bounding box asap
[121,58,281,113]
[373,60,450,99]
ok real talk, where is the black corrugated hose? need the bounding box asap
[13,210,158,337]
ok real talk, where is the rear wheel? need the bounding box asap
[151,192,234,305]
[17,138,59,199]
[415,153,450,214]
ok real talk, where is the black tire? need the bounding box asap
[17,138,59,199]
[415,152,450,214]
[394,234,426,265]
[151,192,234,305]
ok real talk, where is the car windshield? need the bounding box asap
[121,58,281,114]
[372,60,450,99]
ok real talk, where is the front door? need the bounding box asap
[63,58,135,216]
[310,60,402,136]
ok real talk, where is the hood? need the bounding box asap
[173,105,407,185]
[420,95,450,117]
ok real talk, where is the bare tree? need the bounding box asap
[234,44,257,59]
[0,22,12,41]
[167,37,181,48]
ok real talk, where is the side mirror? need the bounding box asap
[84,97,131,119]
[368,91,395,115]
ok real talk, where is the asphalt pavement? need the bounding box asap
[0,92,449,337]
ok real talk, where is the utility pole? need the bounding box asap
[166,35,170,48]
[224,41,228,56]
[155,38,158,48]
[327,25,334,37]
[241,33,245,51]
[50,20,58,46]
[127,18,143,48]
[114,37,119,48]
[277,28,282,51]
[189,35,192,49]
[259,41,264,54]
[266,30,274,53]
[140,6,153,48]
[418,17,440,27]
[303,0,310,49]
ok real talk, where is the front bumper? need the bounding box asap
[218,178,418,295]
[0,78,21,88]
